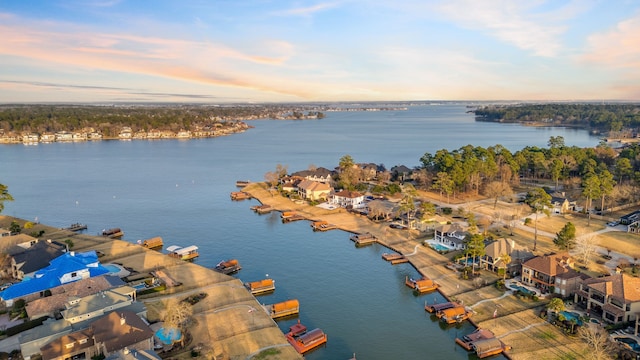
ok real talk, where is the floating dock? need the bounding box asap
[264,299,300,319]
[213,259,242,275]
[405,276,438,293]
[285,321,328,354]
[65,223,87,232]
[281,212,305,223]
[101,228,124,239]
[166,245,199,261]
[251,204,273,214]
[141,236,163,250]
[235,180,250,187]
[230,191,251,200]
[425,301,456,313]
[245,278,275,295]
[350,232,377,246]
[455,328,496,351]
[439,305,473,324]
[311,220,337,231]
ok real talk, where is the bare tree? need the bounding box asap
[162,298,194,332]
[575,232,598,266]
[483,181,513,209]
[578,324,615,360]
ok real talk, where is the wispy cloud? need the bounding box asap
[271,2,339,17]
[433,0,585,57]
[581,13,640,70]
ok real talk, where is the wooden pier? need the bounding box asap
[65,223,87,232]
[350,232,377,246]
[264,299,300,319]
[382,252,408,264]
[251,204,273,214]
[230,191,251,200]
[281,211,305,223]
[311,220,337,231]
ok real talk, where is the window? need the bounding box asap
[79,338,87,344]
[65,343,74,349]
[71,272,77,277]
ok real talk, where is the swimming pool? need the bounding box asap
[429,243,451,252]
[559,311,583,326]
[156,328,182,345]
[103,263,123,273]
[616,337,640,352]
[509,284,536,296]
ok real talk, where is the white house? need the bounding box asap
[330,190,365,208]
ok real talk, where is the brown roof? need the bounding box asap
[522,253,572,276]
[91,310,154,353]
[333,190,363,198]
[40,328,94,360]
[297,179,331,192]
[583,274,640,303]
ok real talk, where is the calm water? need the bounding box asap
[0,104,599,359]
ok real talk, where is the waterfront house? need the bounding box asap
[554,270,589,298]
[0,251,110,306]
[329,189,365,209]
[6,239,67,280]
[20,318,74,360]
[480,238,533,276]
[545,190,576,214]
[358,163,385,181]
[72,132,88,141]
[433,223,468,250]
[297,180,332,201]
[119,127,133,139]
[40,310,154,360]
[55,131,73,142]
[26,275,126,320]
[365,199,397,221]
[521,253,574,294]
[22,133,39,144]
[291,167,336,184]
[61,286,137,324]
[574,274,640,324]
[88,132,103,140]
[390,165,412,182]
[40,133,56,143]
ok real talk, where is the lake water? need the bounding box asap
[0,104,599,359]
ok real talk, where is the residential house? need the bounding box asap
[0,250,111,306]
[290,167,336,184]
[20,318,74,360]
[61,286,136,324]
[40,310,154,360]
[521,253,574,294]
[280,176,302,193]
[358,163,385,181]
[480,238,534,276]
[40,133,56,143]
[6,239,67,280]
[55,132,73,142]
[554,271,589,299]
[119,127,133,140]
[390,165,412,182]
[26,275,126,320]
[620,210,640,233]
[330,190,365,209]
[22,134,39,144]
[575,274,640,324]
[545,190,576,214]
[297,180,331,201]
[433,223,468,250]
[0,228,10,237]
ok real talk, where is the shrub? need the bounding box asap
[442,207,453,215]
[524,218,532,225]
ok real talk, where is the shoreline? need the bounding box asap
[242,182,586,360]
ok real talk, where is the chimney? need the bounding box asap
[120,314,126,326]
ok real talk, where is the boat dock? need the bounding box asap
[455,328,510,358]
[285,321,328,354]
[311,220,337,231]
[230,191,251,200]
[350,232,377,246]
[251,204,273,214]
[245,278,275,295]
[140,236,163,250]
[405,276,438,293]
[101,228,124,239]
[235,180,250,187]
[263,299,300,319]
[425,301,456,313]
[438,304,472,324]
[213,259,242,275]
[281,211,305,223]
[166,245,199,261]
[65,223,87,232]
[382,252,408,264]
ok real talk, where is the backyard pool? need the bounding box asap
[509,284,537,296]
[156,327,182,345]
[429,243,451,252]
[103,264,122,273]
[559,311,583,326]
[616,337,640,352]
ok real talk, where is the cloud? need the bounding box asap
[271,2,339,17]
[581,13,640,71]
[433,0,582,57]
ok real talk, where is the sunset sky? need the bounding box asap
[1,0,640,103]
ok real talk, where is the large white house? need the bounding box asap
[329,190,365,208]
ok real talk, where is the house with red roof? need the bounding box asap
[575,274,640,324]
[520,253,574,294]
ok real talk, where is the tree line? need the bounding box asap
[474,103,640,134]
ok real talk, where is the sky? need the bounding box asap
[1,0,640,103]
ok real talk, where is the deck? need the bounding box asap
[405,276,438,293]
[311,220,337,231]
[230,191,251,200]
[65,223,87,232]
[251,204,273,214]
[350,232,377,246]
[245,278,275,295]
[264,299,300,319]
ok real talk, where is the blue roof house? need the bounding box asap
[0,251,110,306]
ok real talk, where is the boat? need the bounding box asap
[438,304,473,324]
[101,228,124,239]
[285,321,328,354]
[213,259,242,275]
[264,299,299,319]
[236,180,250,187]
[166,245,199,261]
[65,223,87,232]
[141,236,163,250]
[230,191,251,200]
[455,328,496,351]
[425,301,456,313]
[311,220,337,231]
[405,276,438,293]
[245,278,275,295]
